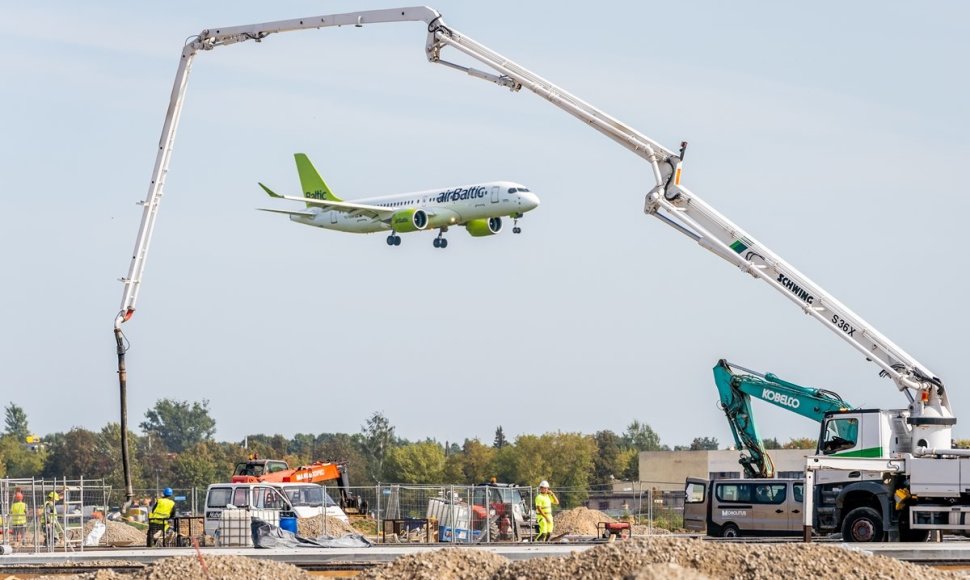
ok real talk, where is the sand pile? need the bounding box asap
[82,519,147,545]
[296,514,358,537]
[552,506,616,536]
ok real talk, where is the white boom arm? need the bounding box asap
[117,5,951,439]
[421,16,953,437]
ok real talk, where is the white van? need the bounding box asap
[203,482,348,536]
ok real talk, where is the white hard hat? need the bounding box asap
[539,480,550,488]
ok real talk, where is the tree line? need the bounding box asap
[0,400,818,502]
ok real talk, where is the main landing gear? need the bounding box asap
[433,230,448,249]
[386,234,402,246]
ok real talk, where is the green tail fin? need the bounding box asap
[294,153,342,205]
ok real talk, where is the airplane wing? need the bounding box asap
[259,182,392,219]
[257,208,318,218]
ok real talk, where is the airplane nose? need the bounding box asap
[524,192,540,210]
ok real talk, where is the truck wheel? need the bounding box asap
[720,523,740,538]
[841,507,885,542]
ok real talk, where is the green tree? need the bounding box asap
[140,399,216,453]
[763,437,782,450]
[689,437,719,451]
[0,434,45,478]
[98,423,147,490]
[493,426,508,449]
[592,430,624,485]
[170,443,219,489]
[618,448,640,481]
[623,420,666,451]
[317,433,372,485]
[545,433,597,508]
[44,428,105,478]
[385,442,446,483]
[361,411,396,482]
[4,403,30,441]
[783,437,817,449]
[459,439,496,483]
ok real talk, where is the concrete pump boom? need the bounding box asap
[116,3,953,506]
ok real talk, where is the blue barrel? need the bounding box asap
[279,516,298,534]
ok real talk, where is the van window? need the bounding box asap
[715,483,752,503]
[822,418,859,454]
[254,486,284,509]
[793,483,804,503]
[685,481,706,504]
[231,487,249,508]
[207,487,231,508]
[753,483,786,505]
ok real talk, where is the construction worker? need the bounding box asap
[43,491,61,546]
[11,492,28,546]
[534,480,559,542]
[147,488,176,547]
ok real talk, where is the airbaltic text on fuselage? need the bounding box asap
[435,186,488,203]
[776,274,815,304]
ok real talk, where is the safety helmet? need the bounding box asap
[48,491,61,501]
[163,487,174,497]
[539,480,550,489]
[14,492,23,501]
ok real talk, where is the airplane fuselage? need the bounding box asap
[290,181,538,233]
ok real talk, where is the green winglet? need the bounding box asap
[258,182,283,198]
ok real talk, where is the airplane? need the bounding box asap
[257,154,540,248]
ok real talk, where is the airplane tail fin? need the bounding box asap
[294,153,343,206]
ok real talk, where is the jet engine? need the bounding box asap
[465,217,503,237]
[390,208,428,232]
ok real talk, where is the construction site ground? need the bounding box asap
[5,537,970,578]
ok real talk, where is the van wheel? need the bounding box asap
[720,523,740,538]
[842,507,885,542]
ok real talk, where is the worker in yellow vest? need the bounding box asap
[534,480,559,542]
[43,491,61,546]
[147,487,176,547]
[11,492,28,546]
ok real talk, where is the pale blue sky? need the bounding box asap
[2,1,967,449]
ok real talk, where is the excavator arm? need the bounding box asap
[714,359,852,478]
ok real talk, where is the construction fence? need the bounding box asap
[0,477,110,553]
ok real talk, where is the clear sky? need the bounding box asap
[2,1,967,450]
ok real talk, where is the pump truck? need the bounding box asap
[113,6,960,542]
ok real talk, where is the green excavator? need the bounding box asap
[714,359,853,479]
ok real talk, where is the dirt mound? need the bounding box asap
[552,506,616,536]
[360,548,508,580]
[494,537,962,580]
[296,514,358,537]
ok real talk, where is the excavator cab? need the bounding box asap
[233,460,290,479]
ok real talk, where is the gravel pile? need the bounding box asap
[552,506,616,536]
[360,537,962,580]
[82,519,147,545]
[495,537,963,580]
[296,514,358,537]
[41,555,310,580]
[360,548,508,580]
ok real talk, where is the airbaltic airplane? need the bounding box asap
[258,154,540,248]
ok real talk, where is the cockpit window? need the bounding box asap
[507,188,516,194]
[518,188,530,192]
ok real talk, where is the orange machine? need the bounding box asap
[230,458,364,512]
